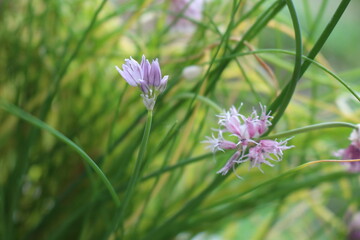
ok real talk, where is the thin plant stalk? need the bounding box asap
[269,0,352,120]
[0,99,120,207]
[263,122,357,140]
[268,0,303,132]
[115,110,153,234]
[207,48,360,101]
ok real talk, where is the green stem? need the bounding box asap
[268,0,303,133]
[40,0,108,120]
[0,99,120,207]
[251,198,284,240]
[204,169,355,216]
[116,110,153,232]
[269,0,351,116]
[262,122,357,140]
[102,84,128,167]
[206,49,360,101]
[299,0,350,77]
[308,0,329,42]
[143,175,226,240]
[205,0,286,95]
[141,152,215,181]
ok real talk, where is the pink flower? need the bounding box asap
[218,104,272,140]
[203,132,237,153]
[218,106,245,138]
[116,55,168,110]
[204,104,293,176]
[247,139,293,172]
[334,125,360,173]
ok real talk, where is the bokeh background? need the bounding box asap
[1,0,359,239]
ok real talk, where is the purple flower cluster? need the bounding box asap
[334,124,360,172]
[116,55,168,110]
[204,104,293,176]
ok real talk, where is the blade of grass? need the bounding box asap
[39,0,109,120]
[142,174,227,240]
[4,1,111,237]
[113,110,153,237]
[251,198,285,240]
[206,12,263,102]
[142,153,215,181]
[207,48,360,101]
[173,92,222,113]
[262,122,357,140]
[204,162,359,214]
[130,121,179,238]
[308,0,329,42]
[0,99,120,207]
[267,0,303,132]
[269,0,351,118]
[205,0,286,95]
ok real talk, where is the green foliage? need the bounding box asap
[0,0,359,239]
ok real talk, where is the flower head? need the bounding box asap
[247,139,293,172]
[334,125,360,172]
[203,104,293,176]
[116,55,168,110]
[218,104,272,140]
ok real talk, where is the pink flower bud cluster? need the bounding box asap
[334,124,360,172]
[116,55,168,110]
[204,104,293,176]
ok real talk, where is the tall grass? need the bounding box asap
[1,0,359,239]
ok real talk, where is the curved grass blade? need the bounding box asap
[269,0,351,118]
[267,0,303,132]
[209,48,360,102]
[0,99,120,207]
